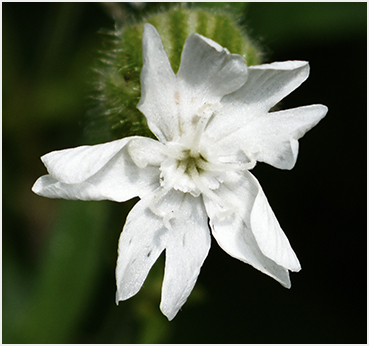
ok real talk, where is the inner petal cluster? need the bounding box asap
[177,150,207,176]
[159,143,218,197]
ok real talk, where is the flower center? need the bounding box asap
[156,101,256,202]
[159,144,212,197]
[178,151,206,176]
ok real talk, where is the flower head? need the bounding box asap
[32,24,327,320]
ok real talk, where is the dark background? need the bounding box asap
[3,2,366,343]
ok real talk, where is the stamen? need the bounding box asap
[190,102,220,156]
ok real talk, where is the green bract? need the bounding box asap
[87,7,261,142]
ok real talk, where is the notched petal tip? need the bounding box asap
[39,138,133,185]
[254,60,309,71]
[315,104,329,119]
[31,178,42,195]
[115,291,120,306]
[191,33,224,53]
[160,304,177,321]
[291,263,302,273]
[185,33,248,76]
[283,280,292,289]
[247,172,302,272]
[31,175,58,198]
[138,23,179,142]
[178,31,248,101]
[115,288,137,306]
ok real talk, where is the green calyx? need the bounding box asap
[86,6,261,143]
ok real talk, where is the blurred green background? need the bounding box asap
[3,2,366,343]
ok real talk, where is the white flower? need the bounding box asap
[32,24,328,320]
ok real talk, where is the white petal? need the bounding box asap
[205,61,315,151]
[248,172,301,271]
[159,192,211,320]
[176,33,248,134]
[32,136,162,202]
[203,171,296,287]
[222,60,310,113]
[137,24,179,142]
[252,104,328,169]
[127,137,167,168]
[40,137,133,184]
[214,104,327,170]
[177,33,248,99]
[32,174,116,201]
[116,195,169,302]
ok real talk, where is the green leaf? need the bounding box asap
[12,200,110,343]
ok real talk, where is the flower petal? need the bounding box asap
[32,137,162,202]
[203,171,297,287]
[205,61,317,150]
[39,137,133,184]
[222,60,310,113]
[115,195,169,303]
[247,172,301,272]
[159,192,211,320]
[177,33,248,100]
[137,24,179,142]
[251,104,328,169]
[32,174,116,201]
[210,104,327,170]
[176,33,248,134]
[127,137,167,168]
